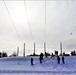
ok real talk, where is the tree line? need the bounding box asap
[0,52,7,57]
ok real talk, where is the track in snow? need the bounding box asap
[0,70,76,74]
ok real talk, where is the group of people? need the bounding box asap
[31,53,44,65]
[30,55,65,65]
[57,56,65,64]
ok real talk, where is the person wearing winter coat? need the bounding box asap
[57,56,60,64]
[62,56,65,64]
[31,57,33,65]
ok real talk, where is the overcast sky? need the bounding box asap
[0,0,76,56]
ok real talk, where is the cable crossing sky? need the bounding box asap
[63,25,76,44]
[3,0,23,43]
[24,0,34,43]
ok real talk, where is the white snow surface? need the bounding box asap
[0,56,76,75]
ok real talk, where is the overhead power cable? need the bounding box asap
[3,0,23,43]
[44,0,47,54]
[24,0,34,43]
[45,0,46,43]
[63,25,76,44]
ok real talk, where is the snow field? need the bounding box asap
[0,56,75,75]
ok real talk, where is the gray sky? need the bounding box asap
[0,0,76,56]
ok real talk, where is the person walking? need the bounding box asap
[31,57,33,65]
[39,53,43,63]
[57,56,60,64]
[62,56,65,64]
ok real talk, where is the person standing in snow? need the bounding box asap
[57,56,60,64]
[31,57,33,65]
[62,56,65,64]
[51,53,54,58]
[39,53,44,63]
[45,52,47,58]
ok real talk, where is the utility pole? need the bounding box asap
[44,42,46,56]
[34,43,35,55]
[23,43,25,57]
[17,47,19,56]
[60,42,62,56]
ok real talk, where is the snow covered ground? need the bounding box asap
[0,56,76,75]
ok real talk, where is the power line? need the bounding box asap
[3,0,23,43]
[71,25,76,34]
[63,33,71,44]
[45,0,46,43]
[44,0,46,54]
[24,0,34,43]
[63,25,76,44]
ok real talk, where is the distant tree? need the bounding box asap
[63,52,70,56]
[71,51,76,56]
[10,52,17,57]
[74,51,76,55]
[12,52,17,56]
[28,54,39,56]
[0,52,2,57]
[2,52,8,57]
[33,53,35,56]
[55,51,58,56]
[71,51,73,56]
